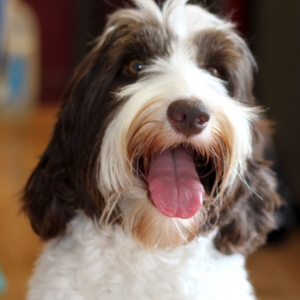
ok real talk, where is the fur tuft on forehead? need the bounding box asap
[108,0,232,37]
[140,0,227,24]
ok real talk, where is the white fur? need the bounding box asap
[28,212,255,300]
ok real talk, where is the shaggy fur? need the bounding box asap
[23,0,280,299]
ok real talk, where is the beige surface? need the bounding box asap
[0,104,299,299]
[248,231,300,300]
[0,105,55,299]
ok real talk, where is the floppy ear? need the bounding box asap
[215,120,281,255]
[22,39,122,239]
[22,133,77,239]
[207,30,281,254]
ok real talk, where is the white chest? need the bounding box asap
[28,213,255,300]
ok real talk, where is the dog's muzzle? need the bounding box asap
[145,99,210,220]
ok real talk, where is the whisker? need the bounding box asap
[238,173,263,201]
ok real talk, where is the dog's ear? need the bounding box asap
[22,133,77,239]
[211,31,280,254]
[229,33,256,103]
[22,39,121,239]
[215,120,281,255]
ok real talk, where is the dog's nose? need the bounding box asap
[167,99,210,136]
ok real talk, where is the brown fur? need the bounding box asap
[194,29,255,101]
[215,120,280,254]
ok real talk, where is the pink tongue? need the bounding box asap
[148,146,204,219]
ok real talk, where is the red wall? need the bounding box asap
[23,0,124,103]
[222,0,251,37]
[24,0,73,103]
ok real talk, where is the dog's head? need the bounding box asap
[23,0,280,254]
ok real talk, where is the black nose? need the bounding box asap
[167,99,210,136]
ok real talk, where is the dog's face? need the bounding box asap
[23,0,279,254]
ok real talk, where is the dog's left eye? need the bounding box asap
[123,60,145,77]
[206,67,221,78]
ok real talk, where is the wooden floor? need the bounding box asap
[0,104,299,299]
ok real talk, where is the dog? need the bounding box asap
[23,0,280,299]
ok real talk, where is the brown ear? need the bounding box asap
[22,15,152,239]
[22,44,119,239]
[22,134,77,239]
[215,120,281,255]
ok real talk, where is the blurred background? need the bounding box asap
[0,0,299,299]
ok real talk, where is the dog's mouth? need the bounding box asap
[137,145,216,219]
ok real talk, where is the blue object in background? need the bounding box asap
[0,266,7,294]
[8,55,28,102]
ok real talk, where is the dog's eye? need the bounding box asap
[206,67,221,78]
[123,60,145,77]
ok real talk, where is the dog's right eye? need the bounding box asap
[123,60,145,77]
[206,66,222,79]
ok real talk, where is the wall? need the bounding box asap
[251,1,300,205]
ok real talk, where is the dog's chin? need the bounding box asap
[126,144,216,249]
